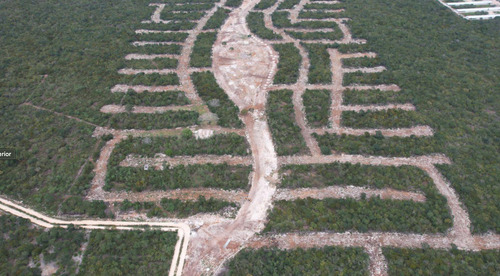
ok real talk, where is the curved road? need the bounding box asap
[182,0,280,273]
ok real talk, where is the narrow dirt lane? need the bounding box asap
[183,0,280,273]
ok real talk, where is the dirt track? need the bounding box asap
[183,0,280,273]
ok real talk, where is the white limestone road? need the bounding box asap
[0,196,190,276]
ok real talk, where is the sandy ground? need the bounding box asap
[313,125,434,137]
[183,0,281,273]
[120,154,253,167]
[274,186,426,202]
[100,104,196,114]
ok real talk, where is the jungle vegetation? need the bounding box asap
[225,246,369,275]
[204,8,231,30]
[336,0,500,233]
[247,12,283,40]
[111,132,250,157]
[106,164,251,192]
[277,0,301,10]
[267,90,309,155]
[342,110,426,128]
[191,72,243,128]
[272,43,301,84]
[0,215,85,275]
[302,89,331,127]
[254,0,278,10]
[384,247,500,275]
[280,163,432,191]
[117,90,190,106]
[265,192,452,233]
[190,32,217,67]
[79,229,177,275]
[314,132,442,157]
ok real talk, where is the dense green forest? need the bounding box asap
[286,30,342,40]
[124,58,179,69]
[0,215,84,275]
[254,0,278,10]
[303,43,332,84]
[225,0,243,8]
[106,163,251,192]
[342,110,425,128]
[136,21,197,31]
[265,193,452,233]
[314,132,442,156]
[299,11,345,19]
[303,3,345,10]
[190,32,217,67]
[277,0,301,10]
[303,89,331,127]
[105,132,252,192]
[133,32,188,42]
[272,11,343,29]
[108,111,199,130]
[0,106,102,215]
[343,88,403,105]
[272,43,301,84]
[342,56,383,68]
[110,132,250,158]
[191,72,243,128]
[225,246,369,275]
[247,12,283,40]
[117,90,190,106]
[341,0,499,233]
[267,90,309,155]
[384,247,500,275]
[203,8,230,30]
[79,229,177,275]
[280,163,433,191]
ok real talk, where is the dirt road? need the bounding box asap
[182,0,280,273]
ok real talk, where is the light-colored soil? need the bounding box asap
[132,41,184,46]
[125,53,179,60]
[366,245,389,276]
[194,128,214,139]
[110,84,182,93]
[183,0,280,273]
[313,125,434,137]
[343,66,386,73]
[279,154,451,167]
[249,231,500,251]
[100,188,248,203]
[40,255,58,276]
[117,68,177,75]
[72,232,90,275]
[345,84,401,91]
[274,186,426,202]
[88,135,125,200]
[135,29,188,34]
[120,154,253,167]
[100,104,196,114]
[342,52,378,59]
[142,3,166,24]
[341,103,416,112]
